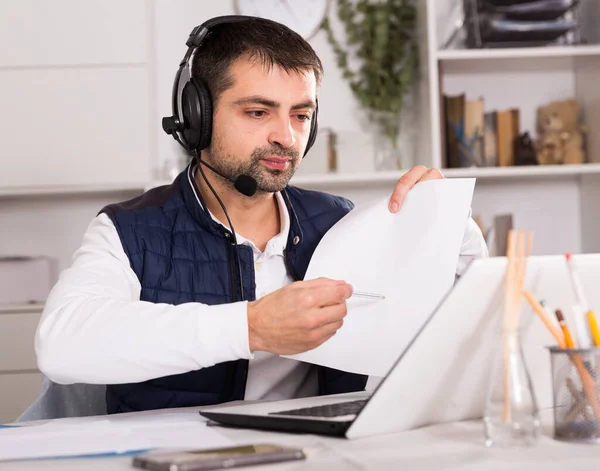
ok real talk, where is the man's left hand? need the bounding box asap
[388,165,444,213]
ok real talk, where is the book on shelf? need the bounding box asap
[443,93,524,169]
[496,108,521,167]
[465,97,485,166]
[483,112,498,167]
[443,93,465,169]
[443,94,487,168]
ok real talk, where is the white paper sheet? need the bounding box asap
[0,410,233,462]
[286,178,476,376]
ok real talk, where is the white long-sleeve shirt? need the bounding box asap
[36,191,488,393]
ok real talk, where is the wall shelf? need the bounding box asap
[0,182,147,198]
[0,163,595,197]
[292,171,404,187]
[443,163,600,179]
[294,164,600,187]
[3,163,600,198]
[437,44,600,61]
[0,303,44,314]
[144,163,600,191]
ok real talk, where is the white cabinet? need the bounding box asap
[0,68,151,188]
[0,373,43,424]
[0,305,43,423]
[0,0,152,190]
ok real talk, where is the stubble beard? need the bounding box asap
[206,137,301,194]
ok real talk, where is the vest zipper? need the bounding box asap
[225,236,240,302]
[224,233,249,400]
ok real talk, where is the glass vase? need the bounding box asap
[369,110,403,171]
[483,329,540,447]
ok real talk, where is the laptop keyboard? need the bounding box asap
[269,399,367,418]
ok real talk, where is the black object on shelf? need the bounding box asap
[514,132,538,166]
[479,18,577,45]
[487,0,579,21]
[487,0,563,7]
[463,0,582,48]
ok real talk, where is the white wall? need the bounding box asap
[471,178,582,255]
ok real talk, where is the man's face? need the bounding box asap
[205,57,317,194]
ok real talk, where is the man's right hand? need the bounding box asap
[247,277,352,355]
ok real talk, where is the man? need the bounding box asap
[35,16,487,414]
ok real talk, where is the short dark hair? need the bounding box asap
[191,17,323,106]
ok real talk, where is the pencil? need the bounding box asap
[523,291,565,347]
[586,310,600,347]
[351,291,385,300]
[565,253,589,311]
[565,253,592,347]
[555,309,576,349]
[502,230,517,423]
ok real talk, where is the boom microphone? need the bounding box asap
[198,159,258,197]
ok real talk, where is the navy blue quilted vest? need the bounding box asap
[101,166,367,414]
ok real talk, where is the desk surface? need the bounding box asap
[3,409,599,471]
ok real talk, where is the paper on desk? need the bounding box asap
[286,178,476,376]
[0,410,233,462]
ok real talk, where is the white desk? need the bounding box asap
[2,407,599,471]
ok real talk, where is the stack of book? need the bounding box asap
[463,0,580,48]
[443,94,522,168]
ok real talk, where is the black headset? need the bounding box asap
[162,15,319,157]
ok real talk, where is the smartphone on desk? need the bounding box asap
[132,444,306,471]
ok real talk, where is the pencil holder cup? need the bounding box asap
[549,347,600,444]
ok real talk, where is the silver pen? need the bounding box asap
[352,291,385,300]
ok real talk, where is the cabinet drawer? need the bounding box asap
[0,312,41,371]
[0,372,43,423]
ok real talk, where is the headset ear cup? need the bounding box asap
[180,82,202,150]
[181,80,213,151]
[303,101,319,157]
[192,78,213,150]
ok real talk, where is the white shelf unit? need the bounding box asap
[0,303,44,423]
[422,0,600,255]
[427,3,600,171]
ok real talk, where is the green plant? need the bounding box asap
[322,0,419,121]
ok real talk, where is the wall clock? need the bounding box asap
[234,0,330,40]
